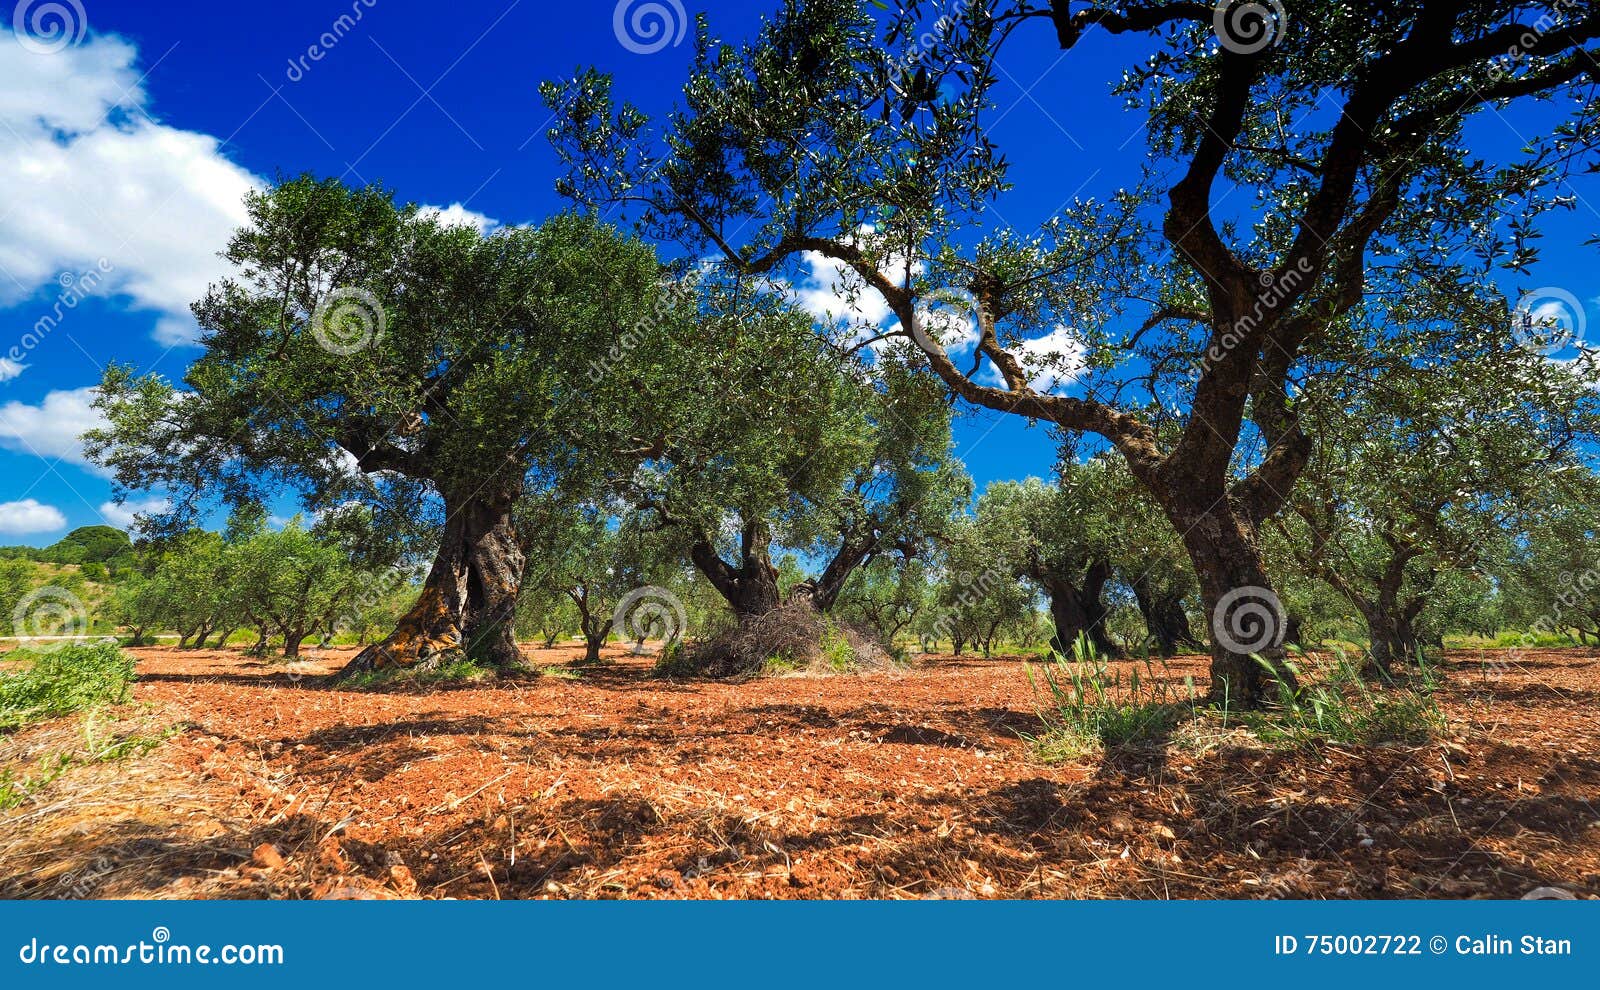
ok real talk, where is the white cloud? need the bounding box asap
[418,202,498,234]
[792,249,898,327]
[982,325,1089,395]
[0,358,24,382]
[0,386,107,471]
[97,496,168,530]
[0,34,263,346]
[0,499,67,535]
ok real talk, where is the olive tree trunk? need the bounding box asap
[1042,560,1120,658]
[1130,575,1200,658]
[690,522,783,622]
[339,488,525,676]
[1171,499,1295,707]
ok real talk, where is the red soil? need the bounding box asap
[3,645,1597,899]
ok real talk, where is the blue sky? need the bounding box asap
[0,0,1596,545]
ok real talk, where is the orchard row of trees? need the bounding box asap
[72,440,1600,669]
[84,1,1600,706]
[101,510,416,656]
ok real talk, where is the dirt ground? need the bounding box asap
[2,644,1597,899]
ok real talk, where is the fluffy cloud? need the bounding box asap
[0,499,67,534]
[791,249,900,327]
[97,496,168,530]
[0,35,266,347]
[0,358,24,382]
[418,202,499,234]
[980,325,1088,395]
[0,386,107,471]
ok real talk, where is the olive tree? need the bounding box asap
[88,177,687,675]
[545,0,1600,704]
[1269,341,1599,672]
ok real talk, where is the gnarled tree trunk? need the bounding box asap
[339,487,525,677]
[1172,499,1295,707]
[1360,597,1427,677]
[1130,574,1200,658]
[569,585,611,664]
[1042,560,1120,658]
[690,520,783,622]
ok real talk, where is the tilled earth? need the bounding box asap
[2,645,1597,899]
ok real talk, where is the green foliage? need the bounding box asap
[836,556,930,647]
[0,558,34,623]
[1499,472,1600,644]
[1240,651,1446,749]
[0,643,136,733]
[651,639,698,679]
[1267,342,1600,663]
[923,514,1035,656]
[1027,636,1198,761]
[0,526,134,574]
[339,657,499,689]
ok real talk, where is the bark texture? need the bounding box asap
[1130,574,1201,658]
[339,489,525,677]
[1041,559,1121,658]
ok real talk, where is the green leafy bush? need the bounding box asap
[0,642,137,732]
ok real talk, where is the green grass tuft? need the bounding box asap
[0,642,136,733]
[1241,648,1446,747]
[1026,635,1199,762]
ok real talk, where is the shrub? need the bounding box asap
[1242,649,1446,747]
[668,599,893,678]
[1027,635,1199,761]
[0,642,137,732]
